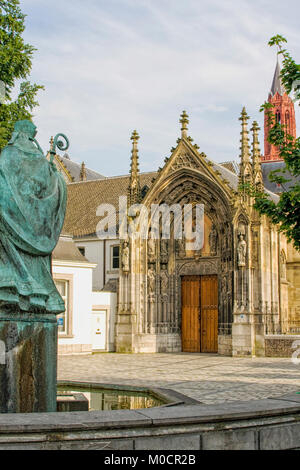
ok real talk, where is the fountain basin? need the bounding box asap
[0,392,300,449]
[57,381,197,412]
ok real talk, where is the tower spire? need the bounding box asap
[180,110,189,139]
[270,58,284,96]
[263,59,297,162]
[128,130,140,205]
[251,121,263,189]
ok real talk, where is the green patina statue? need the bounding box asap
[0,120,67,314]
[0,120,69,413]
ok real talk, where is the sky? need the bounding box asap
[19,0,300,177]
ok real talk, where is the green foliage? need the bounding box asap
[250,36,300,251]
[0,0,44,150]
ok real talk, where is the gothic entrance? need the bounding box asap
[181,275,218,353]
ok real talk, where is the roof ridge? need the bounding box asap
[59,154,104,176]
[68,170,157,185]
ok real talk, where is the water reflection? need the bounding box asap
[57,386,164,411]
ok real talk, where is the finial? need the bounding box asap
[128,130,140,205]
[251,121,261,161]
[239,107,250,122]
[251,121,260,139]
[49,136,54,148]
[180,110,189,138]
[239,107,250,163]
[131,130,140,143]
[251,121,263,187]
[239,107,252,190]
[80,161,87,182]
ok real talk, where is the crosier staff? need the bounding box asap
[47,132,70,276]
[49,133,70,165]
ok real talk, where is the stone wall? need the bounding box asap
[58,344,92,355]
[265,335,300,358]
[0,395,300,450]
[218,335,232,356]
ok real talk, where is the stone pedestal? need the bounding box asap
[0,311,58,413]
[115,312,136,353]
[232,313,266,357]
[232,314,252,357]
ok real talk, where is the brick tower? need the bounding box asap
[262,59,296,162]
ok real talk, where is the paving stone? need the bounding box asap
[58,353,300,405]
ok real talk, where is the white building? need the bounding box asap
[52,234,117,354]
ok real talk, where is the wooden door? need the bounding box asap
[181,275,218,353]
[200,275,218,353]
[181,276,201,352]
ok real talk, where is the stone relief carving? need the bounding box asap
[251,230,259,265]
[148,265,156,293]
[209,224,218,256]
[160,239,168,260]
[148,237,156,263]
[178,259,219,276]
[237,233,247,267]
[280,251,287,280]
[170,153,201,173]
[176,238,186,258]
[160,265,169,296]
[121,241,130,272]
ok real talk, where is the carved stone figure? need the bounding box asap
[176,238,186,258]
[148,266,156,293]
[280,251,287,280]
[148,235,156,262]
[160,239,168,257]
[160,265,169,294]
[237,233,247,267]
[209,224,218,256]
[122,241,130,272]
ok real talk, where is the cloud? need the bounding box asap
[19,0,300,176]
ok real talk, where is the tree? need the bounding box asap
[246,35,300,251]
[0,0,43,151]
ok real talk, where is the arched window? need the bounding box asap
[285,111,290,135]
[276,111,281,124]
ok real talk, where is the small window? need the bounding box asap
[276,111,281,124]
[55,280,69,335]
[78,246,85,257]
[111,245,120,269]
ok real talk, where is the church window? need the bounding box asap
[111,245,120,269]
[285,111,290,135]
[276,111,281,124]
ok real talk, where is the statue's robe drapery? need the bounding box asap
[0,135,67,313]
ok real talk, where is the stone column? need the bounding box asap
[0,312,58,413]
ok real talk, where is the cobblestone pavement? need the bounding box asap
[58,353,300,404]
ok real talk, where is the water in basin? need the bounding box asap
[57,384,165,411]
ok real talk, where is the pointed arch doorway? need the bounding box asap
[181,275,218,353]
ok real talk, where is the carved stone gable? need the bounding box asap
[169,152,202,173]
